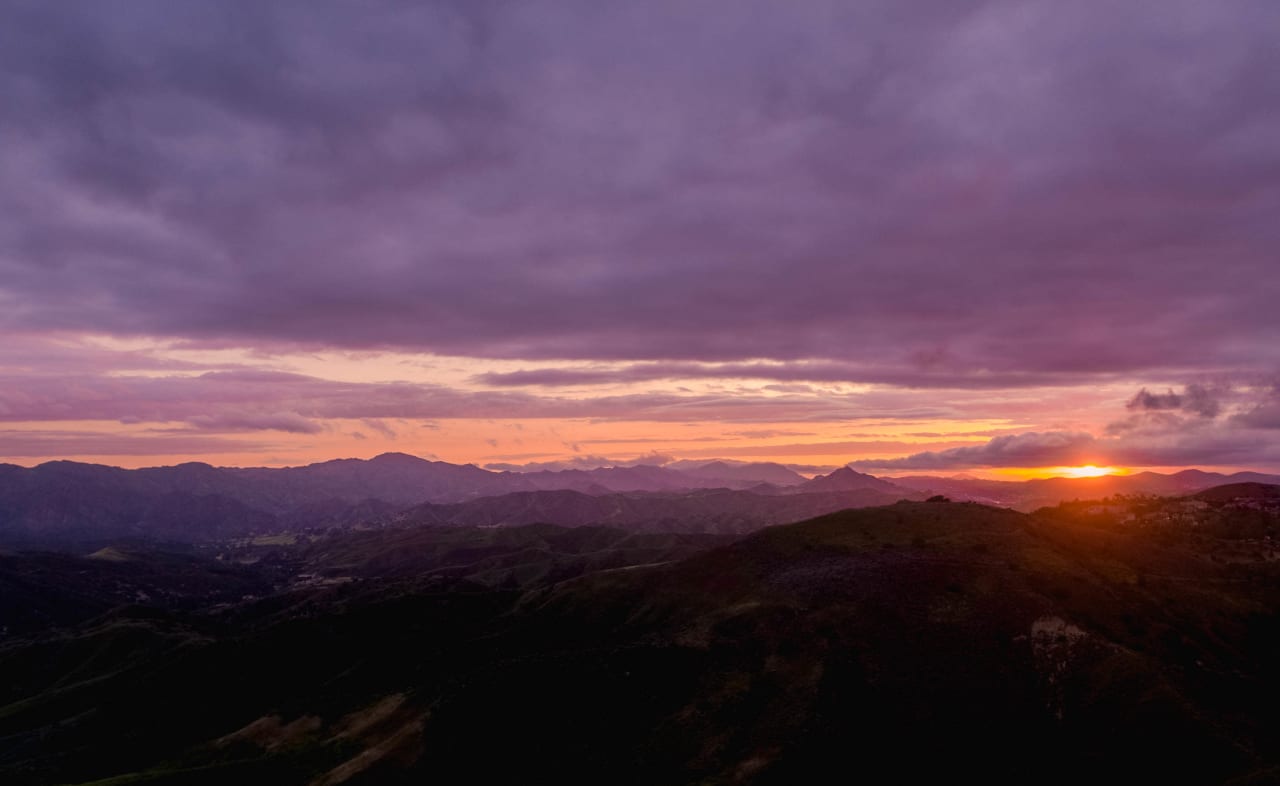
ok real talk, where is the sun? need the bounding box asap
[1057,465,1119,478]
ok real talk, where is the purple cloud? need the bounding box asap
[1127,384,1223,417]
[0,0,1276,384]
[1127,389,1184,412]
[1232,384,1280,429]
[0,368,1003,427]
[472,362,1126,390]
[850,431,1099,470]
[360,418,398,440]
[185,412,324,435]
[0,429,270,458]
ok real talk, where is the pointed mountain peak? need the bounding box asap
[822,467,881,481]
[799,466,901,493]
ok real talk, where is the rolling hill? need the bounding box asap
[0,501,1276,784]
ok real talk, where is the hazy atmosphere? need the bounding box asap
[3,0,1279,475]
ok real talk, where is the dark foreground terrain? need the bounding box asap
[1,500,1279,785]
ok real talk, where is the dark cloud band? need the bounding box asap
[1,1,1277,375]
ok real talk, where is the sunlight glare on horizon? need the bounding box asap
[1056,465,1121,479]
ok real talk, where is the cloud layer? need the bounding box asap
[2,2,1278,469]
[3,0,1278,377]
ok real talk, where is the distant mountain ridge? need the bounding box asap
[673,460,808,486]
[2,453,1278,545]
[0,454,883,544]
[889,468,1280,511]
[0,452,805,513]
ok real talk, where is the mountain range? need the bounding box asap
[3,453,1279,547]
[2,451,1279,783]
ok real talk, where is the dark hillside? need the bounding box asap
[0,503,1276,784]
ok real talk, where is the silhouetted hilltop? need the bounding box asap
[1193,482,1280,504]
[799,466,908,494]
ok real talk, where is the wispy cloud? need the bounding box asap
[0,369,1007,427]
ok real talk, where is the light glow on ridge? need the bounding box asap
[1055,465,1121,479]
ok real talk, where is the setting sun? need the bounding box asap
[1057,465,1121,478]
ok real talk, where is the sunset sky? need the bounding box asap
[2,1,1278,476]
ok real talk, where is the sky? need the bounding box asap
[1,0,1279,476]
